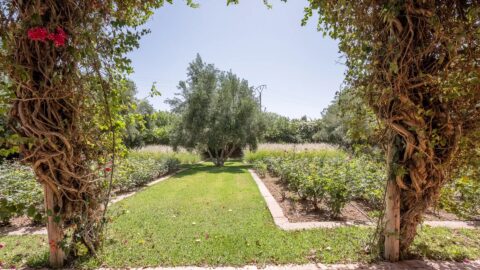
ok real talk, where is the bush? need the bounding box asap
[245,148,345,164]
[248,149,385,217]
[0,162,44,225]
[112,151,181,192]
[253,162,267,178]
[0,150,200,225]
[439,175,480,219]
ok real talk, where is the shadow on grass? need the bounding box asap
[174,160,251,177]
[409,242,474,262]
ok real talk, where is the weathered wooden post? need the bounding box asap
[384,138,400,261]
[44,186,65,268]
[384,178,400,261]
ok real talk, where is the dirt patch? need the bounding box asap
[424,209,461,221]
[258,172,462,223]
[0,216,44,235]
[260,173,371,223]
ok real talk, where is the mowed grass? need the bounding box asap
[1,162,480,268]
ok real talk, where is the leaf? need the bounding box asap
[389,61,399,74]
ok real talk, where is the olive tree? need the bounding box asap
[168,55,262,166]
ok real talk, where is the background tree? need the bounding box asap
[304,0,480,258]
[116,80,176,148]
[314,88,378,150]
[169,55,262,166]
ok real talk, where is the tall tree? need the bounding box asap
[0,0,193,266]
[169,55,262,166]
[304,0,480,257]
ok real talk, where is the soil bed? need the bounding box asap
[258,171,461,223]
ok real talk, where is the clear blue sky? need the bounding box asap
[128,0,345,119]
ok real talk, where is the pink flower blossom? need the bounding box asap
[27,27,48,41]
[47,27,68,47]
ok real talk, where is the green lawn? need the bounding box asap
[1,162,479,268]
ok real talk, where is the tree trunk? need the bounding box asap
[387,113,460,254]
[384,136,400,261]
[214,157,225,167]
[44,185,65,268]
[6,1,106,260]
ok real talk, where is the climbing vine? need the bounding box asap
[0,0,186,260]
[304,0,480,255]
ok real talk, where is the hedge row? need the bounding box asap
[247,149,480,220]
[248,150,386,218]
[0,150,200,225]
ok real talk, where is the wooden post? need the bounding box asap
[384,178,400,261]
[384,137,400,261]
[44,185,65,268]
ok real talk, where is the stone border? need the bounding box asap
[248,169,480,230]
[1,168,189,236]
[97,259,480,270]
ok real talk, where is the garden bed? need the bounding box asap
[260,172,371,222]
[0,148,201,232]
[257,171,462,223]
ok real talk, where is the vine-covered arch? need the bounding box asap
[1,0,479,267]
[304,0,480,259]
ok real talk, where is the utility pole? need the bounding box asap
[254,85,267,111]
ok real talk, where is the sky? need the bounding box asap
[127,0,345,119]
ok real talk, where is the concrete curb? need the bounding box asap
[248,169,480,230]
[96,259,480,270]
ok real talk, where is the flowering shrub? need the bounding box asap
[250,148,480,219]
[0,150,199,225]
[27,26,68,47]
[249,149,386,217]
[27,27,49,41]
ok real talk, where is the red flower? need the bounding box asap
[27,27,48,41]
[47,27,68,47]
[49,240,57,250]
[105,167,112,172]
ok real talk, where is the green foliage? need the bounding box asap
[0,162,43,224]
[168,54,262,166]
[303,0,480,250]
[313,88,378,149]
[439,176,480,220]
[248,149,386,216]
[112,151,180,192]
[261,112,321,143]
[260,86,378,148]
[2,163,480,268]
[0,150,199,224]
[116,80,176,148]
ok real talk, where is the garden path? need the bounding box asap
[98,259,480,270]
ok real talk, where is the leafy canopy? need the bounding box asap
[168,54,262,166]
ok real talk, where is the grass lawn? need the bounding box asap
[1,162,479,269]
